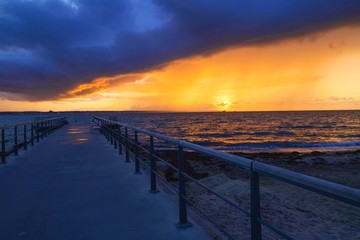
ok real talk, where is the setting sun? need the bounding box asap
[216,99,232,111]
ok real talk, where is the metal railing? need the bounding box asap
[1,116,68,164]
[93,116,360,240]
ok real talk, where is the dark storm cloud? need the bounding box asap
[1,0,360,101]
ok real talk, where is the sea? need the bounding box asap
[1,110,360,153]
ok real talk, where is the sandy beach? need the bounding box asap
[153,149,360,239]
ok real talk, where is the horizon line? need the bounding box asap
[1,109,360,114]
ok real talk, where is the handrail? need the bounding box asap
[93,115,360,240]
[0,116,68,129]
[1,116,68,164]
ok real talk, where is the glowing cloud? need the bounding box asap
[1,0,360,102]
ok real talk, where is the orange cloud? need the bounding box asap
[59,74,145,99]
[102,26,359,111]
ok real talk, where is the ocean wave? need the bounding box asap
[223,140,360,151]
[292,125,317,129]
[253,131,272,136]
[306,140,360,148]
[275,131,295,136]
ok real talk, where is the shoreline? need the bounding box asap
[230,149,360,188]
[154,148,360,188]
[225,145,360,154]
[151,148,359,239]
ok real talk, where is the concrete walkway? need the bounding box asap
[0,123,210,240]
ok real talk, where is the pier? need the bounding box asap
[0,120,210,240]
[1,116,359,240]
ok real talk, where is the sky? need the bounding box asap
[0,0,360,112]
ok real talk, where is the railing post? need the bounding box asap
[45,121,49,136]
[46,121,50,136]
[149,136,159,193]
[101,122,105,136]
[105,124,108,139]
[31,123,34,146]
[23,125,27,150]
[1,129,6,164]
[251,167,262,240]
[41,121,44,140]
[113,126,117,149]
[106,123,110,141]
[103,122,106,139]
[43,121,47,138]
[99,121,103,135]
[134,131,141,174]
[118,127,123,155]
[14,126,18,156]
[177,145,191,228]
[110,124,114,145]
[125,127,130,163]
[36,122,40,142]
